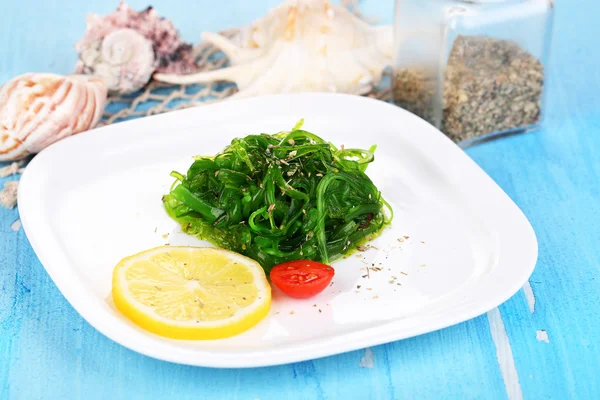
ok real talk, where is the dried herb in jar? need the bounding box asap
[393,35,545,144]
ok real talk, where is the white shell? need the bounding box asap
[77,28,157,93]
[154,0,392,98]
[0,73,108,161]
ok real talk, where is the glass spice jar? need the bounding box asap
[391,0,554,146]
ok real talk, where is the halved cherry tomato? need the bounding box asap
[269,260,335,299]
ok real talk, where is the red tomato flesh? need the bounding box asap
[269,260,335,299]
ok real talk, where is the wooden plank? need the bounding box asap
[463,1,600,397]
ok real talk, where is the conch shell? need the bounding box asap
[75,1,197,93]
[0,73,107,161]
[154,0,393,98]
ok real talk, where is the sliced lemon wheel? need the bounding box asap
[112,246,271,340]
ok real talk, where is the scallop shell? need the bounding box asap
[0,73,108,161]
[75,1,197,93]
[154,0,393,98]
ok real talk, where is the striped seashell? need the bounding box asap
[0,73,108,161]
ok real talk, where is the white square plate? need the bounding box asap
[18,93,537,368]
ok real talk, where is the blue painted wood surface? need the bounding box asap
[1,0,599,399]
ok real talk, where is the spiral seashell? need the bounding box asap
[75,1,197,93]
[0,73,108,161]
[77,28,156,93]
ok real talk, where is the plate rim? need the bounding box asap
[18,92,538,368]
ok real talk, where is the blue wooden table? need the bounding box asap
[1,0,599,399]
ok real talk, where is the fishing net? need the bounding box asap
[101,0,391,124]
[100,29,240,126]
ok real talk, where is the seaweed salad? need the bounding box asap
[163,120,393,271]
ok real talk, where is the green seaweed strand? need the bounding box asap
[163,119,392,271]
